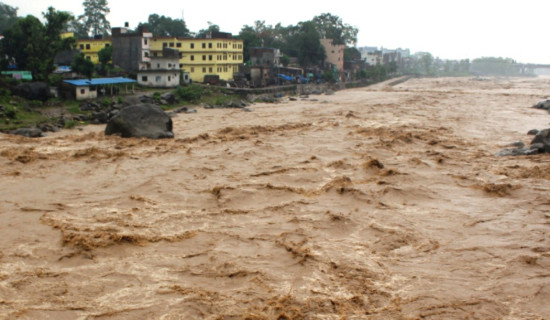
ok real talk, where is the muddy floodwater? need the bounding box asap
[1,77,549,319]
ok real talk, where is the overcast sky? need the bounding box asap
[4,0,550,64]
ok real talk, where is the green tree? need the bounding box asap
[68,19,89,38]
[238,21,283,62]
[283,21,325,67]
[0,7,73,80]
[0,2,18,33]
[72,53,94,78]
[280,55,290,67]
[79,0,110,36]
[137,14,189,37]
[237,25,262,62]
[344,47,361,61]
[198,22,220,36]
[98,45,112,75]
[313,13,358,46]
[418,52,434,75]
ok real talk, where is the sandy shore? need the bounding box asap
[1,76,549,319]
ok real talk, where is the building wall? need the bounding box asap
[111,27,152,72]
[76,39,112,64]
[75,86,97,100]
[137,54,181,88]
[137,71,180,87]
[150,37,244,83]
[320,39,345,72]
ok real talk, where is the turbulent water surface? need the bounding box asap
[1,77,549,319]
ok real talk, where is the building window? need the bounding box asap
[191,55,194,61]
[202,43,206,49]
[202,67,206,73]
[156,76,162,83]
[143,39,148,45]
[209,67,212,72]
[86,44,90,50]
[179,64,183,68]
[163,42,167,48]
[208,43,212,48]
[153,52,158,57]
[168,76,171,81]
[191,67,195,72]
[158,63,161,68]
[209,55,212,61]
[142,76,148,81]
[79,44,84,50]
[202,55,206,61]
[105,43,110,47]
[177,42,181,48]
[169,42,174,47]
[190,43,194,49]
[86,56,91,60]
[80,89,86,94]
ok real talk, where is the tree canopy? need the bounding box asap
[78,0,110,37]
[137,14,189,37]
[312,13,358,46]
[0,1,18,33]
[0,7,74,80]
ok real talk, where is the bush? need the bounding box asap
[175,84,204,102]
[101,98,112,107]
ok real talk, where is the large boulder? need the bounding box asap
[104,104,174,139]
[13,82,51,102]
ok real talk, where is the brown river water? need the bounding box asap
[1,76,549,319]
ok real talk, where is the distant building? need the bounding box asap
[137,48,182,88]
[320,38,345,74]
[111,26,152,72]
[149,31,243,83]
[248,47,282,87]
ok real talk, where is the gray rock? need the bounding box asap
[532,99,550,110]
[161,92,177,104]
[527,129,540,135]
[530,128,550,153]
[508,141,525,148]
[11,127,44,138]
[105,104,174,139]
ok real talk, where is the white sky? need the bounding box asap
[4,0,550,64]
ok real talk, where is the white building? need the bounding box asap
[138,48,182,88]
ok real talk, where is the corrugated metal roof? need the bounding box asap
[64,77,136,86]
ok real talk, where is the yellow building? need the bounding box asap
[75,38,113,64]
[150,33,243,83]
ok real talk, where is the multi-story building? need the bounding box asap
[137,48,181,88]
[75,38,112,64]
[320,38,345,73]
[111,26,152,72]
[150,31,243,83]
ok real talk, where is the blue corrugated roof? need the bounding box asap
[64,77,136,86]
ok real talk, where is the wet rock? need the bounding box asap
[530,128,550,153]
[508,141,525,148]
[11,127,44,138]
[532,99,550,110]
[13,82,51,102]
[161,92,177,105]
[527,129,539,135]
[105,103,174,139]
[173,107,197,114]
[39,123,60,133]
